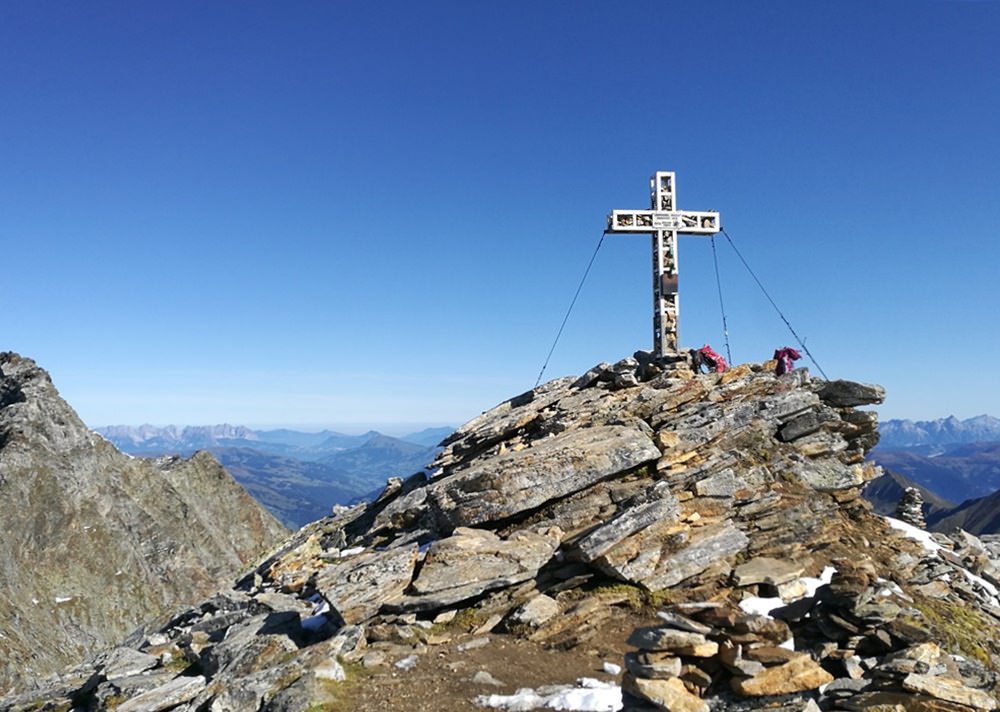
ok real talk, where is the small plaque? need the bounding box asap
[660,272,678,295]
[652,212,685,230]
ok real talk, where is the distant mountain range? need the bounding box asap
[96,424,452,458]
[878,415,1000,450]
[866,414,1000,535]
[94,424,453,528]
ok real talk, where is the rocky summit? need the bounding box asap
[4,352,1000,711]
[0,353,287,694]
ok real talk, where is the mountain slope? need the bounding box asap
[8,356,1000,711]
[319,432,435,480]
[96,428,435,526]
[928,484,1000,535]
[861,467,955,517]
[0,352,287,691]
[209,448,371,528]
[400,426,454,447]
[873,444,1000,503]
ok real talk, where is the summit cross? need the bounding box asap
[606,171,721,358]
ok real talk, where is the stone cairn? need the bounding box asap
[623,553,999,711]
[895,486,927,529]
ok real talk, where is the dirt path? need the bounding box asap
[335,614,646,711]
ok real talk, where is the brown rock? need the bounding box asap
[627,627,711,653]
[841,691,987,712]
[730,653,833,696]
[901,673,997,710]
[622,673,709,712]
[405,527,560,607]
[624,651,682,679]
[732,557,807,586]
[743,645,802,665]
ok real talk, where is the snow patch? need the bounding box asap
[884,517,941,553]
[395,655,418,670]
[738,566,836,619]
[476,678,621,711]
[797,566,836,599]
[739,596,784,617]
[301,599,332,631]
[960,567,999,600]
[883,516,999,606]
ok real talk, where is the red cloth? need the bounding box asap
[774,347,801,375]
[698,345,728,373]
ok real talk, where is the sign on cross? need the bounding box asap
[606,171,721,357]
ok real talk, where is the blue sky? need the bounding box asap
[3,1,999,431]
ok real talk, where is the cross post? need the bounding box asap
[606,171,721,358]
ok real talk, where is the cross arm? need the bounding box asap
[607,210,720,234]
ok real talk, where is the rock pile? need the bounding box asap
[4,350,1000,710]
[623,535,1000,711]
[896,486,927,529]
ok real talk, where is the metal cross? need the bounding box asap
[606,171,721,357]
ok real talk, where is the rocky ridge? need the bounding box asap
[4,352,1000,711]
[0,353,287,693]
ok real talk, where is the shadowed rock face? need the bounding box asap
[0,352,287,691]
[16,354,1000,711]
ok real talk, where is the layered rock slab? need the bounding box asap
[401,526,561,609]
[428,423,661,528]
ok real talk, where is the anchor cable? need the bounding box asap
[534,230,607,388]
[710,234,733,365]
[720,227,829,380]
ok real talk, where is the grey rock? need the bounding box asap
[471,670,505,687]
[402,527,560,609]
[816,380,886,407]
[623,651,682,679]
[693,469,739,497]
[509,594,561,628]
[821,677,871,696]
[654,610,713,635]
[324,624,367,661]
[94,669,179,705]
[457,636,492,652]
[758,390,821,424]
[96,647,160,679]
[895,486,927,529]
[779,410,835,442]
[601,521,748,590]
[573,362,612,389]
[116,675,207,712]
[427,423,661,528]
[732,557,806,587]
[200,612,301,678]
[792,459,869,491]
[574,485,680,562]
[626,627,709,651]
[314,544,419,624]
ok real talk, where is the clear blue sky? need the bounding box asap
[3,1,999,431]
